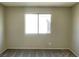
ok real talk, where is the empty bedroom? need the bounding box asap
[0,2,79,57]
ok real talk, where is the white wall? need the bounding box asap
[0,5,6,53]
[71,4,79,56]
[5,7,72,49]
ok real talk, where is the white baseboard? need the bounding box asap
[8,47,70,49]
[0,49,7,54]
[69,49,79,57]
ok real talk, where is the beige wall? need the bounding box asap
[71,4,79,56]
[0,5,6,53]
[5,7,72,49]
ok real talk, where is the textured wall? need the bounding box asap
[0,5,6,53]
[71,4,79,56]
[5,7,72,49]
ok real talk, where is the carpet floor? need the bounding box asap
[0,49,76,57]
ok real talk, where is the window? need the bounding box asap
[25,14,51,34]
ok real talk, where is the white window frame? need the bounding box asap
[25,13,51,34]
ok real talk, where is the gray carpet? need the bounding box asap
[0,49,76,57]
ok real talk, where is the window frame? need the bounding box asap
[25,13,51,34]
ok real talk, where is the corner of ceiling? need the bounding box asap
[71,2,79,8]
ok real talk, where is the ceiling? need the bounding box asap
[1,2,76,7]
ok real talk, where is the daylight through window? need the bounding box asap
[25,14,51,34]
